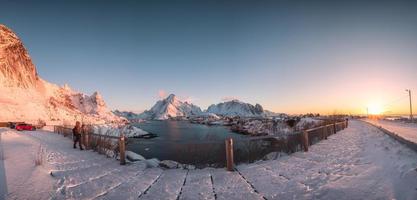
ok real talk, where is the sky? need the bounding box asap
[1,0,417,115]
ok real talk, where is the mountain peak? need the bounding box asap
[0,24,19,46]
[140,93,202,120]
[0,24,38,88]
[207,100,265,117]
[0,24,122,124]
[165,93,177,102]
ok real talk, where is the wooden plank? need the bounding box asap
[210,168,264,200]
[179,169,215,200]
[97,167,163,200]
[62,162,145,199]
[139,169,188,200]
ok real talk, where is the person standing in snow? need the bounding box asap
[73,121,84,150]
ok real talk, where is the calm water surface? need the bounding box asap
[127,120,333,167]
[128,121,258,167]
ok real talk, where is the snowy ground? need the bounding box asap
[363,119,417,145]
[0,120,416,199]
[0,128,55,200]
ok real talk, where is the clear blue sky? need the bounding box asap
[1,0,417,114]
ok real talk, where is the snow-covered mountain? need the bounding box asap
[206,100,265,117]
[139,94,203,120]
[0,24,123,124]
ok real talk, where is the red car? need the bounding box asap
[15,123,36,131]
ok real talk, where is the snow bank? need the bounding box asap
[145,158,161,168]
[91,124,149,138]
[126,151,146,162]
[295,117,323,130]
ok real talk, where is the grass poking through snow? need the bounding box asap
[35,144,46,166]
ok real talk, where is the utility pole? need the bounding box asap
[406,89,413,122]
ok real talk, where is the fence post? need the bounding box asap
[333,122,337,133]
[328,125,332,135]
[225,138,234,171]
[83,132,86,150]
[324,126,328,140]
[119,134,126,165]
[84,132,89,150]
[302,130,309,152]
[97,135,101,153]
[346,119,349,128]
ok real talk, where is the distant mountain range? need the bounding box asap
[114,94,281,120]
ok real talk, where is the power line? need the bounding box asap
[381,95,408,109]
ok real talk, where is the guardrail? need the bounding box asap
[53,125,127,165]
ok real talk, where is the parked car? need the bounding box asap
[8,122,19,129]
[15,123,36,131]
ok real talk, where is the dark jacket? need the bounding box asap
[73,127,82,138]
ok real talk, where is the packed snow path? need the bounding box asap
[237,120,417,199]
[0,128,54,200]
[0,120,416,199]
[363,119,417,145]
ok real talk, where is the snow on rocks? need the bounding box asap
[145,158,161,168]
[295,117,323,130]
[91,124,149,138]
[126,151,145,162]
[159,160,180,169]
[230,117,324,136]
[263,151,288,160]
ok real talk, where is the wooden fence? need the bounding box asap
[225,119,349,171]
[52,119,349,170]
[53,125,126,165]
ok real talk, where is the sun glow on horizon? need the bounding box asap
[368,102,384,115]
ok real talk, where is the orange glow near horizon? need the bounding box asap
[367,102,384,115]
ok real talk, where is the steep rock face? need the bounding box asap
[0,24,122,124]
[206,100,265,117]
[0,25,38,88]
[140,94,202,120]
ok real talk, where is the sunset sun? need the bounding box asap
[368,103,384,115]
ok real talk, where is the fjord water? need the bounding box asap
[128,121,251,167]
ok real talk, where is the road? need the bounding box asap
[364,119,417,145]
